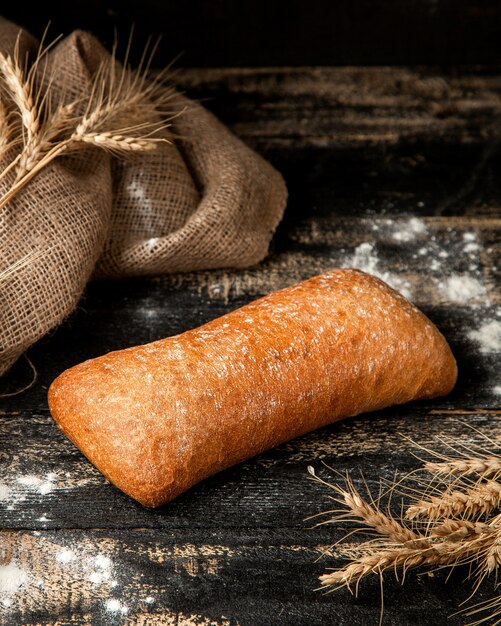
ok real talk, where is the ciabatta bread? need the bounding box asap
[48,269,457,507]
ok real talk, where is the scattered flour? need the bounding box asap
[0,471,68,509]
[347,242,378,274]
[94,555,112,569]
[126,174,153,215]
[0,483,10,500]
[89,571,110,584]
[493,385,501,396]
[17,474,56,496]
[56,549,75,564]
[468,319,501,354]
[344,242,412,299]
[106,599,121,612]
[438,275,486,303]
[344,224,490,306]
[145,237,160,252]
[1,539,249,625]
[87,553,113,585]
[51,544,119,594]
[391,217,427,242]
[106,598,128,614]
[414,230,490,304]
[464,242,480,253]
[0,563,27,594]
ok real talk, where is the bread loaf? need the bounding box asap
[48,269,457,507]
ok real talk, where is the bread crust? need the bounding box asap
[48,269,457,507]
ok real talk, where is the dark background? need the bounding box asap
[2,3,501,626]
[3,0,501,67]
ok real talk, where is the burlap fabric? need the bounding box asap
[0,19,287,375]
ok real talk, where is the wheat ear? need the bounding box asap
[319,545,455,589]
[13,101,79,179]
[0,99,11,157]
[430,518,493,541]
[308,467,422,544]
[0,40,175,212]
[68,52,175,149]
[0,36,48,179]
[337,482,421,544]
[73,130,163,153]
[319,520,501,590]
[0,50,38,142]
[313,440,501,624]
[482,536,501,575]
[320,527,501,590]
[425,457,501,479]
[0,50,36,180]
[406,479,501,520]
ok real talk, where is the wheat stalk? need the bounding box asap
[72,130,163,152]
[319,544,464,589]
[425,457,501,479]
[312,436,501,624]
[0,99,11,157]
[15,101,78,178]
[0,35,177,212]
[309,470,421,544]
[0,50,38,143]
[0,249,47,285]
[430,518,492,541]
[406,479,501,520]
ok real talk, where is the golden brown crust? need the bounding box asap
[48,269,457,507]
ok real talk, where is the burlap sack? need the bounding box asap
[0,19,287,376]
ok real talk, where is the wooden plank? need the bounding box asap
[0,524,499,625]
[2,302,500,413]
[171,216,501,306]
[1,410,499,530]
[272,144,501,218]
[175,68,501,219]
[176,67,501,146]
[1,214,499,411]
[0,64,499,626]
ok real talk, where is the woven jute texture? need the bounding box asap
[0,19,287,375]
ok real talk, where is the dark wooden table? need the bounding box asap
[1,67,500,626]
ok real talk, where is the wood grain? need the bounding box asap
[2,525,497,626]
[177,67,501,146]
[178,67,501,220]
[1,67,500,625]
[1,410,500,531]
